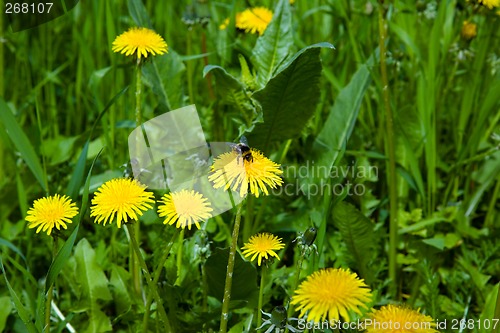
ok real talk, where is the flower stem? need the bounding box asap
[45,237,58,331]
[130,59,144,297]
[257,265,267,332]
[135,58,142,126]
[142,229,179,332]
[126,223,172,333]
[378,1,398,298]
[219,202,244,333]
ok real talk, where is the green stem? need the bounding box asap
[219,203,244,333]
[257,265,267,332]
[175,229,185,285]
[186,30,195,104]
[45,237,58,332]
[126,224,172,333]
[378,2,398,298]
[135,59,142,126]
[132,59,143,296]
[143,229,180,332]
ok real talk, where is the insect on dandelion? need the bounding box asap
[208,148,283,198]
[241,233,285,266]
[26,194,78,236]
[366,305,439,333]
[90,178,155,228]
[112,27,168,59]
[157,189,213,230]
[290,268,372,323]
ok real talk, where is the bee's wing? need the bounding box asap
[227,142,238,149]
[239,135,249,146]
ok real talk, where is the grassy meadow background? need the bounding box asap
[0,0,499,332]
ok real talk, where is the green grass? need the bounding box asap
[0,0,499,332]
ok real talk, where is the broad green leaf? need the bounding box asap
[0,98,47,192]
[0,296,12,332]
[204,248,258,307]
[252,0,293,88]
[203,65,255,123]
[479,283,499,333]
[314,62,371,176]
[127,0,151,28]
[332,201,376,283]
[0,257,38,333]
[142,51,186,111]
[42,135,78,165]
[248,43,334,151]
[110,265,133,315]
[74,238,113,333]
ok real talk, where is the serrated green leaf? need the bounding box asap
[252,0,293,88]
[248,43,333,151]
[203,65,255,123]
[74,238,113,333]
[143,51,186,111]
[204,248,258,307]
[332,201,376,283]
[110,265,133,315]
[0,98,47,192]
[238,54,256,90]
[127,0,151,28]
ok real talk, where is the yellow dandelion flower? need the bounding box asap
[157,190,213,230]
[236,7,273,35]
[25,194,78,236]
[112,27,168,59]
[241,233,285,266]
[90,178,155,228]
[366,305,439,333]
[208,149,283,198]
[290,268,372,323]
[461,20,477,40]
[478,0,500,8]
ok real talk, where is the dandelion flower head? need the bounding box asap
[236,7,273,35]
[112,27,168,59]
[90,178,155,228]
[157,189,213,230]
[366,305,439,333]
[478,0,500,9]
[290,268,372,323]
[241,233,285,266]
[208,148,283,198]
[26,194,78,236]
[461,20,477,40]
